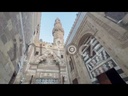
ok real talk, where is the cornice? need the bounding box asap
[65,12,81,46]
[87,13,127,42]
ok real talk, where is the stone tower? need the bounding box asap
[52,18,64,46]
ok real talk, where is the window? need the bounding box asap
[69,57,74,71]
[42,59,46,63]
[105,12,127,23]
[37,24,39,34]
[62,76,65,84]
[33,31,35,35]
[69,61,72,71]
[35,51,39,55]
[61,55,63,58]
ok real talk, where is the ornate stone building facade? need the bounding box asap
[0,12,41,84]
[16,18,69,84]
[65,12,128,84]
[1,12,128,84]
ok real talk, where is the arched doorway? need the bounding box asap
[78,33,126,84]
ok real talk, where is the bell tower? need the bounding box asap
[52,18,64,46]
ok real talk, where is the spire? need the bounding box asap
[52,18,64,46]
[52,18,64,36]
[55,17,60,24]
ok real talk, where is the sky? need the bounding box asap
[39,12,78,43]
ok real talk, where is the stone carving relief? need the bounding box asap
[32,49,64,66]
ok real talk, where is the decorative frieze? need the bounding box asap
[86,20,98,33]
[82,36,120,79]
[35,78,59,84]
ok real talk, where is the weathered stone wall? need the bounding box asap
[0,12,41,84]
[24,41,69,84]
[65,12,128,84]
[22,18,69,84]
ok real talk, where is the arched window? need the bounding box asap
[61,55,63,58]
[69,57,74,71]
[35,51,39,55]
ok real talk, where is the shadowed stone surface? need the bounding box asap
[105,12,127,21]
[0,12,41,84]
[1,34,7,44]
